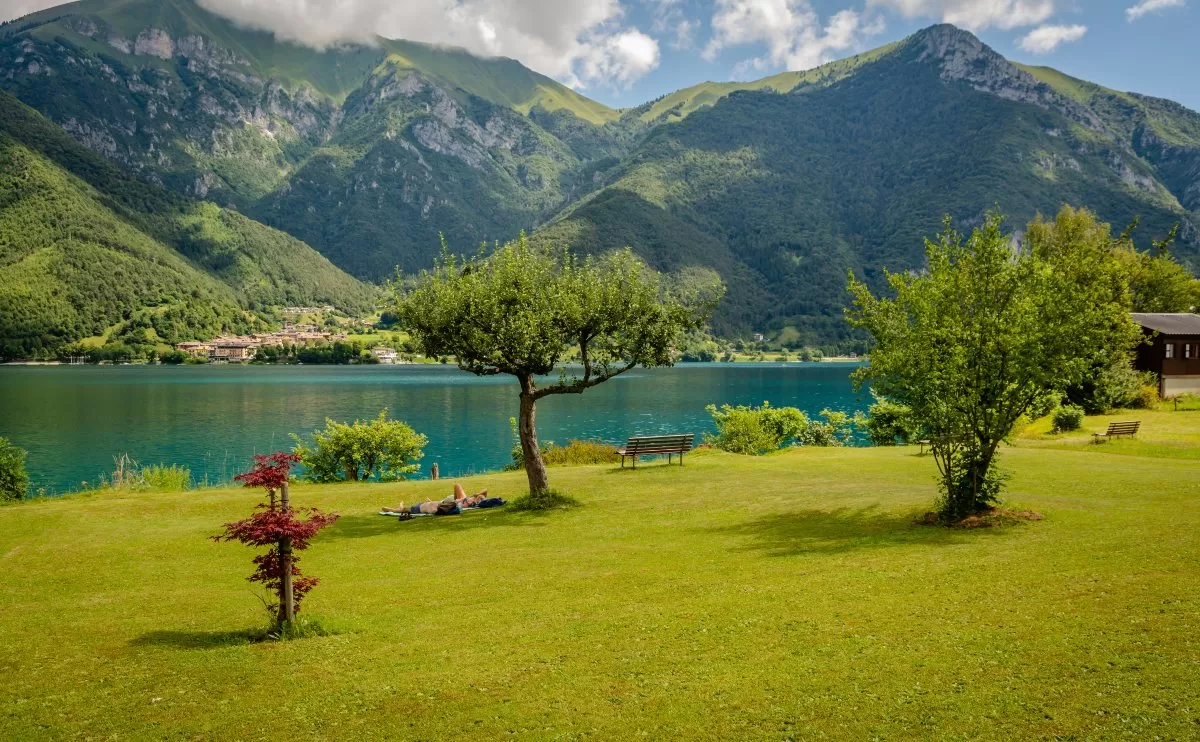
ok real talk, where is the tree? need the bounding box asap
[214,453,339,628]
[292,409,428,482]
[1112,223,1200,313]
[0,437,29,502]
[848,208,1138,520]
[394,235,723,496]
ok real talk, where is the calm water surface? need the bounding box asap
[0,363,866,494]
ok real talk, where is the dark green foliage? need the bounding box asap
[1068,362,1160,414]
[0,92,370,359]
[0,437,29,502]
[1053,405,1085,433]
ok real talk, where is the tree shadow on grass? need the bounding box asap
[129,629,262,650]
[322,508,553,540]
[706,506,1014,557]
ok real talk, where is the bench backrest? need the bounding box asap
[1105,421,1140,434]
[624,434,694,454]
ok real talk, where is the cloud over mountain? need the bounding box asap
[193,0,659,89]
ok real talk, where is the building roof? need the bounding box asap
[1131,313,1200,336]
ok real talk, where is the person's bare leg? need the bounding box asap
[473,489,488,498]
[381,504,406,513]
[454,483,467,500]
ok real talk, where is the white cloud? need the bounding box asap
[704,0,884,72]
[198,0,664,88]
[1017,23,1086,53]
[1126,0,1186,21]
[0,0,661,89]
[867,0,1056,30]
[578,28,661,86]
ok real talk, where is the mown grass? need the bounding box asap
[1,429,1198,739]
[1018,405,1200,459]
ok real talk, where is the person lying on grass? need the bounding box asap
[382,484,488,515]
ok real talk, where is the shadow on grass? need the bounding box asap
[130,629,261,650]
[707,506,1013,557]
[323,508,555,540]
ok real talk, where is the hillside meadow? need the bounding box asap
[1,409,1198,739]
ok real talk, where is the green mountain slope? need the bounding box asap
[540,26,1199,339]
[2,4,1197,345]
[634,42,901,123]
[0,92,371,359]
[0,0,626,278]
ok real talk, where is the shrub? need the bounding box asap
[1068,361,1142,414]
[705,402,809,455]
[293,409,428,482]
[1052,405,1085,433]
[800,409,856,447]
[857,395,920,446]
[141,464,191,492]
[0,437,29,503]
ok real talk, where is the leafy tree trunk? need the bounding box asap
[279,480,295,625]
[518,374,550,496]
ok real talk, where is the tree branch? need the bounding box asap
[532,360,637,400]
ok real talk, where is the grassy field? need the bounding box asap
[2,411,1199,739]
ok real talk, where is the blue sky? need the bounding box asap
[595,0,1199,112]
[4,0,1197,111]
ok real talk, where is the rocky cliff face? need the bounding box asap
[0,20,343,204]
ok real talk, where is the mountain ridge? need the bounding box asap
[1,2,1198,345]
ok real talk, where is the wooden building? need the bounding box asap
[1131,313,1200,397]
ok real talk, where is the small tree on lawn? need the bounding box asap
[394,234,723,497]
[848,208,1138,521]
[213,453,339,627]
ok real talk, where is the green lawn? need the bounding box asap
[2,420,1199,738]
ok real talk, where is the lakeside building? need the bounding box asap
[209,340,259,362]
[1131,313,1200,397]
[175,328,354,362]
[371,347,399,364]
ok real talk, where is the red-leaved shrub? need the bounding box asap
[214,453,338,626]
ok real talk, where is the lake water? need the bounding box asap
[0,363,866,494]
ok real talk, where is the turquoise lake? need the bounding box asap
[0,363,866,494]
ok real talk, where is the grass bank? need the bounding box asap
[1,420,1198,738]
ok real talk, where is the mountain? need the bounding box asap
[2,3,1198,343]
[0,0,633,280]
[0,91,371,359]
[540,25,1200,340]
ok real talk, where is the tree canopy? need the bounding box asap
[848,207,1139,520]
[394,235,722,496]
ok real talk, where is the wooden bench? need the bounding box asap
[1092,421,1140,442]
[618,434,695,468]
